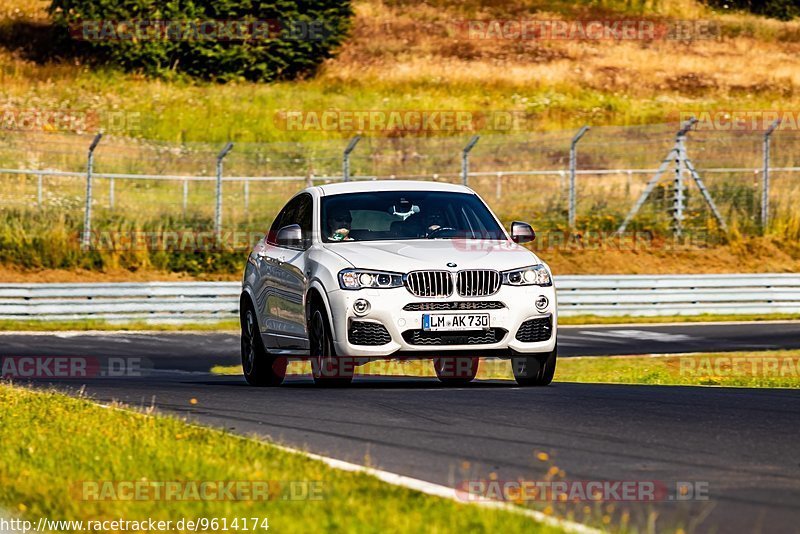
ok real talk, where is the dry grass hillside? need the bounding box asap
[1,0,800,279]
[1,0,800,138]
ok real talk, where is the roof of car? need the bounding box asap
[315,180,473,196]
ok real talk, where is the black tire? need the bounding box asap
[241,300,286,386]
[309,304,353,387]
[433,355,479,386]
[511,344,557,387]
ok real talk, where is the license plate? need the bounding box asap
[422,313,490,331]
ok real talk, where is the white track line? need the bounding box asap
[0,330,239,336]
[270,444,601,534]
[89,400,599,534]
[560,319,800,328]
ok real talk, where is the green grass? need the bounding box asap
[558,313,800,325]
[0,42,797,145]
[212,350,800,388]
[1,1,800,144]
[0,319,239,332]
[0,383,566,533]
[555,350,800,388]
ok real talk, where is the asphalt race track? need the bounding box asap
[2,321,800,369]
[2,321,800,532]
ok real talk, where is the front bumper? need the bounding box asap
[328,284,557,358]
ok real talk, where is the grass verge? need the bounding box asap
[558,313,800,325]
[0,383,564,533]
[552,350,800,388]
[212,350,800,388]
[0,319,240,332]
[4,1,800,142]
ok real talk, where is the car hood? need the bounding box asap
[322,239,541,272]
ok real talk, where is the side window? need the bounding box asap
[267,199,298,246]
[294,194,313,250]
[266,193,313,248]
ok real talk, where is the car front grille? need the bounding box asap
[404,271,454,298]
[402,301,505,311]
[514,316,553,343]
[348,321,392,346]
[404,270,502,298]
[402,328,507,346]
[456,269,501,297]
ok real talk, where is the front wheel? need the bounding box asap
[241,301,287,386]
[309,305,353,387]
[511,344,557,387]
[434,355,479,386]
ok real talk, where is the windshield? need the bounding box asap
[320,191,506,242]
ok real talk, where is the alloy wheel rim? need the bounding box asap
[312,310,326,376]
[244,310,255,373]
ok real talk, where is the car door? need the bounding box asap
[254,199,294,351]
[257,193,312,352]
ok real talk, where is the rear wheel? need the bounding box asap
[511,344,557,387]
[241,301,287,386]
[434,355,479,386]
[309,304,353,387]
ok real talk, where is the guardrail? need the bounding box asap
[1,274,799,322]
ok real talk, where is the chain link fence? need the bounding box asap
[1,123,799,241]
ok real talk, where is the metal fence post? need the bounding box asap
[670,117,699,239]
[617,118,695,236]
[343,135,361,182]
[182,178,188,219]
[461,135,480,186]
[762,119,780,233]
[496,172,503,200]
[569,126,590,229]
[673,133,686,239]
[215,142,234,236]
[82,133,103,249]
[243,178,250,212]
[109,177,115,210]
[36,173,42,209]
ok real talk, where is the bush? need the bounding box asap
[48,0,353,82]
[704,0,800,21]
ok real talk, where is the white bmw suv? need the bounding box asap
[240,180,557,387]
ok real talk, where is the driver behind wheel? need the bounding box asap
[426,209,446,234]
[327,208,353,241]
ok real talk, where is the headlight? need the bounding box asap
[502,265,552,287]
[339,269,404,290]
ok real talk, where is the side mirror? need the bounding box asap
[510,221,535,244]
[276,224,303,249]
